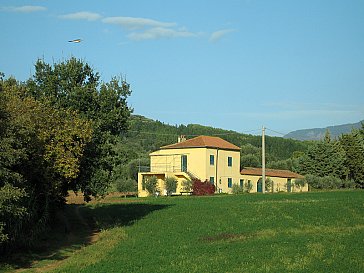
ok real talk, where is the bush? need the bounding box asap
[244,181,253,193]
[181,179,192,192]
[115,178,137,193]
[144,176,159,196]
[294,178,306,191]
[305,174,355,190]
[192,179,215,196]
[265,178,273,192]
[232,184,244,194]
[165,177,177,196]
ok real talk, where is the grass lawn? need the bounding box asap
[4,191,364,272]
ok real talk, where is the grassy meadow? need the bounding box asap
[3,191,364,272]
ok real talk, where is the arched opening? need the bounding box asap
[257,178,263,193]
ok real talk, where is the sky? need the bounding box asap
[1,0,364,136]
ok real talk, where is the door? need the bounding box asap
[181,155,187,172]
[287,178,292,192]
[257,179,263,193]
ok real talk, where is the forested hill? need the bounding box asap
[125,115,309,161]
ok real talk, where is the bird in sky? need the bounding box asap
[68,39,82,43]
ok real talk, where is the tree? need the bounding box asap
[165,177,177,196]
[340,130,364,188]
[0,77,93,252]
[298,139,348,179]
[144,176,159,196]
[26,57,132,200]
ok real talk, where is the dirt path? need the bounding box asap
[15,204,100,273]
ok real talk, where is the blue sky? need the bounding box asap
[1,0,364,136]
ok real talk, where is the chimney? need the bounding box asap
[178,135,186,143]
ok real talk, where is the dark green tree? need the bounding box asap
[340,130,364,188]
[298,138,348,179]
[27,57,132,200]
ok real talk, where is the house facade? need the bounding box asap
[240,167,307,193]
[137,136,307,197]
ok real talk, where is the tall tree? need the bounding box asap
[340,129,364,188]
[298,138,348,179]
[27,57,132,200]
[0,77,93,251]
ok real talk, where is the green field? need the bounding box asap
[4,191,364,272]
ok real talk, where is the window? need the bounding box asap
[228,156,232,167]
[210,155,214,165]
[240,179,244,187]
[181,155,187,172]
[209,177,215,184]
[228,178,233,188]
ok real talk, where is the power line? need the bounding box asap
[265,128,287,136]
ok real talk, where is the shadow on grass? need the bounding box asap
[1,202,170,271]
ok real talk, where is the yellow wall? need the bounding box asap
[138,147,242,195]
[239,175,309,193]
[138,145,308,196]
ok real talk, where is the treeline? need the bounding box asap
[297,130,364,189]
[0,58,132,253]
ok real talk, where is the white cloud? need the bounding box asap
[2,5,47,13]
[102,16,176,30]
[209,29,235,42]
[59,11,102,21]
[128,27,197,41]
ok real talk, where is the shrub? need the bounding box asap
[265,178,273,192]
[294,179,306,191]
[244,181,253,193]
[232,184,244,194]
[181,179,193,192]
[115,178,137,193]
[165,177,178,196]
[341,179,356,189]
[192,179,215,196]
[305,174,355,190]
[144,176,159,196]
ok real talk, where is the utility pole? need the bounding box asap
[262,126,266,194]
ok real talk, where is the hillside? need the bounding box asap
[284,121,363,141]
[126,115,309,161]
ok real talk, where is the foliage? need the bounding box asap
[244,180,253,193]
[294,178,306,191]
[298,139,348,179]
[115,178,137,193]
[0,184,27,245]
[26,57,132,200]
[240,154,260,168]
[305,174,349,189]
[192,179,215,196]
[265,177,273,192]
[144,176,159,196]
[165,177,177,196]
[181,179,193,192]
[231,184,244,194]
[339,129,364,188]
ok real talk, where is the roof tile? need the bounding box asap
[161,135,240,151]
[240,167,304,179]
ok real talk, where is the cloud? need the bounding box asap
[102,16,176,30]
[128,27,197,41]
[2,5,47,13]
[59,11,102,21]
[209,29,235,42]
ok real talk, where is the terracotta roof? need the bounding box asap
[240,167,304,179]
[161,135,240,151]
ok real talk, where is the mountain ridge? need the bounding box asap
[284,120,363,141]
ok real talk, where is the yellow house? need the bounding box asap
[240,167,308,193]
[137,135,308,196]
[138,135,242,197]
